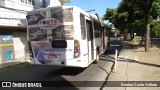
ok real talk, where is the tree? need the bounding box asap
[151,20,160,37]
[104,0,160,48]
[103,8,117,23]
[151,0,160,19]
[116,1,135,40]
[124,0,155,51]
[104,7,129,39]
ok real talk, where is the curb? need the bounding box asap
[0,60,30,69]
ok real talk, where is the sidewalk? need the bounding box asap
[0,56,30,69]
[103,40,160,90]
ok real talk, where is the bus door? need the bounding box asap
[86,20,94,62]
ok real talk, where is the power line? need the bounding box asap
[79,0,96,13]
[87,0,96,12]
[0,17,25,20]
[79,0,90,10]
[0,5,27,13]
[86,9,96,12]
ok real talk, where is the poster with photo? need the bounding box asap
[31,42,53,64]
[29,27,47,41]
[51,7,73,22]
[31,42,73,64]
[26,11,46,25]
[52,25,74,40]
[51,8,63,23]
[63,8,73,22]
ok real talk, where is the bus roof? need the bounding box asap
[27,6,101,23]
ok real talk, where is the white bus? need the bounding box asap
[26,6,109,67]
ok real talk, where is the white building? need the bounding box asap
[0,0,69,61]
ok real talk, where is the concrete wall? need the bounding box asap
[12,32,28,59]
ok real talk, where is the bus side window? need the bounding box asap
[80,14,86,39]
[94,21,100,38]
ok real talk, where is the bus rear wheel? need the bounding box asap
[94,50,99,64]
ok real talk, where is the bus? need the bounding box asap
[26,6,109,67]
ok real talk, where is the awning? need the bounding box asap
[0,25,26,32]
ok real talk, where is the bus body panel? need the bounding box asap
[30,40,74,64]
[27,6,108,67]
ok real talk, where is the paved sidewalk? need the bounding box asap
[103,41,160,90]
[0,56,30,69]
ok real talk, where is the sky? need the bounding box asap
[45,0,122,23]
[64,0,122,18]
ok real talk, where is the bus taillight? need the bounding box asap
[74,40,80,58]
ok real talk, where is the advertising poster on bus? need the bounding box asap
[27,7,75,64]
[26,11,46,25]
[29,27,47,41]
[31,42,73,64]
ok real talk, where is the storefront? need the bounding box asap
[0,26,28,62]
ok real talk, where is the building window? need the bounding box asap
[21,0,34,5]
[21,0,24,3]
[28,0,32,5]
[25,0,27,4]
[32,0,35,6]
[80,14,86,39]
[0,0,5,6]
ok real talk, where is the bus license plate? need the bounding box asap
[44,54,61,60]
[48,54,57,60]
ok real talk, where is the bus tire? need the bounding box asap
[94,50,99,64]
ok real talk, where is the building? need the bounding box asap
[0,0,69,62]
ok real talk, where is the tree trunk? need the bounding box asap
[144,0,154,52]
[129,30,132,40]
[145,21,150,52]
[130,31,135,40]
[122,30,126,40]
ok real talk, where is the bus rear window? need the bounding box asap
[52,25,74,40]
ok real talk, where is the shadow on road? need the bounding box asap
[100,55,114,62]
[118,57,160,68]
[0,63,80,90]
[54,67,86,76]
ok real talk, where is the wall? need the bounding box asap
[0,7,27,26]
[0,0,34,27]
[12,32,28,59]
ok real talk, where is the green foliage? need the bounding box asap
[152,22,160,37]
[104,24,112,31]
[151,0,160,19]
[103,8,117,23]
[132,19,145,36]
[103,0,160,38]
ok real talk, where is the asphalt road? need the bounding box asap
[0,37,122,90]
[0,55,114,90]
[152,38,160,44]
